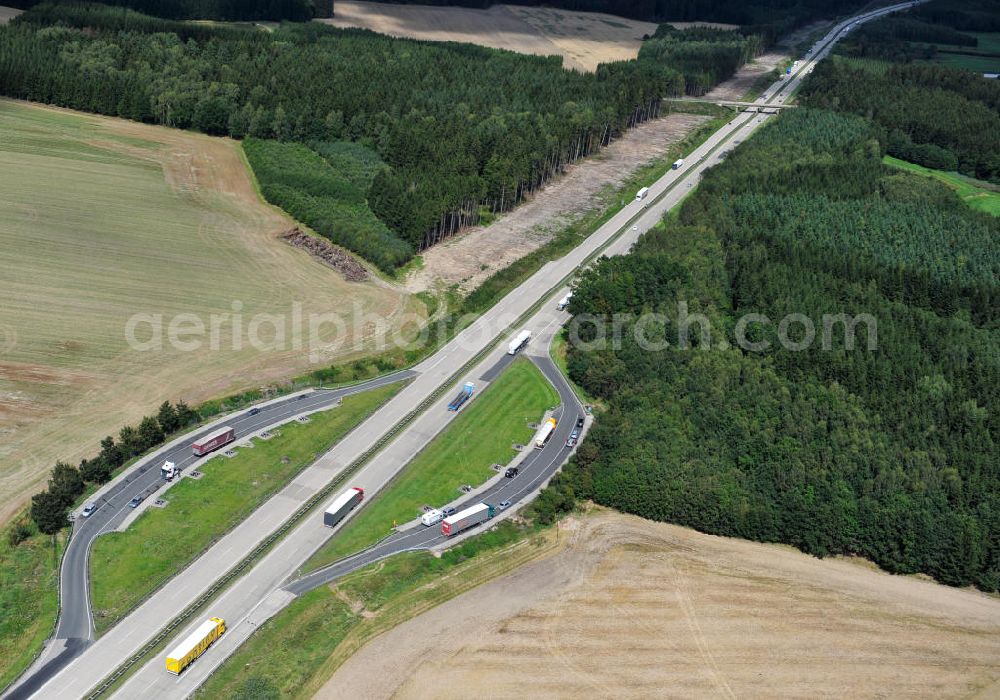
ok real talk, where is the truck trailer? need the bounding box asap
[165,617,226,675]
[447,382,476,411]
[507,329,531,355]
[533,417,557,449]
[324,487,364,528]
[672,159,684,170]
[161,461,178,481]
[441,502,495,537]
[191,426,235,457]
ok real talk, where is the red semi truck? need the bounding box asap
[191,426,235,457]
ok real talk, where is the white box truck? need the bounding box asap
[557,292,573,311]
[635,186,649,201]
[324,487,364,527]
[672,159,684,170]
[507,329,531,355]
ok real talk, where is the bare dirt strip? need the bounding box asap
[405,111,709,295]
[320,508,1000,700]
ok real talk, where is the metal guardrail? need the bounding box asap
[80,67,803,698]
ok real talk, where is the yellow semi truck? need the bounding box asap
[165,617,226,674]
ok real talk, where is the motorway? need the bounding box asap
[5,3,919,698]
[3,371,414,700]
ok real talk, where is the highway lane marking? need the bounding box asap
[41,6,915,693]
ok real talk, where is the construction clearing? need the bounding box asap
[322,508,1000,699]
[0,98,415,525]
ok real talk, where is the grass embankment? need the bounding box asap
[884,155,1000,216]
[0,519,66,691]
[88,383,402,634]
[195,521,557,699]
[304,358,557,570]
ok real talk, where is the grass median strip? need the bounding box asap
[88,383,403,634]
[304,358,558,572]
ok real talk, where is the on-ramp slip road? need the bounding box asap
[6,3,920,698]
[3,371,414,700]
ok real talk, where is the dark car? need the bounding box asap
[575,415,585,429]
[505,467,519,478]
[441,506,456,518]
[298,394,308,400]
[248,407,261,416]
[128,495,144,508]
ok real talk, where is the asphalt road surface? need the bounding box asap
[6,3,919,698]
[3,371,414,700]
[285,354,582,596]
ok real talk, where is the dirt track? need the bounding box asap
[319,509,1000,699]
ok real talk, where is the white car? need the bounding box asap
[81,503,97,518]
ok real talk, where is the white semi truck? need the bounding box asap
[161,461,178,480]
[324,487,364,528]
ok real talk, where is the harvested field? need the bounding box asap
[405,112,709,294]
[322,2,731,72]
[321,508,1000,699]
[0,99,414,525]
[0,6,20,24]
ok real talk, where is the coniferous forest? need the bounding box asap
[542,106,1000,592]
[0,3,692,269]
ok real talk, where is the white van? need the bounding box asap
[421,509,444,527]
[635,187,649,201]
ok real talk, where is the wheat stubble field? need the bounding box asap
[0,99,414,524]
[324,509,1000,699]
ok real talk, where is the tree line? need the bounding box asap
[352,0,868,40]
[800,57,1000,184]
[538,107,999,592]
[4,0,320,20]
[28,401,199,536]
[1,3,688,264]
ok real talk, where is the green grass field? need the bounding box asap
[0,520,66,690]
[304,359,557,570]
[88,383,402,633]
[884,155,1000,216]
